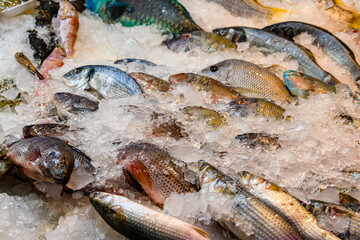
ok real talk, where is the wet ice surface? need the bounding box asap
[1,0,360,239]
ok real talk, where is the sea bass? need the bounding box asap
[117,142,198,207]
[182,106,226,129]
[169,73,241,103]
[86,0,202,37]
[201,59,293,103]
[57,1,79,56]
[89,192,211,240]
[63,65,142,99]
[213,27,340,85]
[199,161,303,240]
[238,172,340,240]
[263,21,360,85]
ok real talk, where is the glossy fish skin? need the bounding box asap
[213,27,340,85]
[238,172,340,240]
[89,192,211,240]
[14,52,44,80]
[63,65,142,99]
[283,70,336,98]
[228,98,285,119]
[22,124,70,139]
[263,21,360,85]
[86,0,201,37]
[39,47,66,79]
[235,133,280,149]
[169,73,241,103]
[199,161,303,240]
[57,1,79,56]
[53,92,99,120]
[114,58,157,67]
[201,59,292,103]
[163,30,237,53]
[183,106,226,129]
[117,142,197,207]
[129,72,170,95]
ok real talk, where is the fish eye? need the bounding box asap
[75,69,80,74]
[183,33,192,39]
[219,29,227,35]
[237,99,247,104]
[210,66,218,72]
[299,72,304,77]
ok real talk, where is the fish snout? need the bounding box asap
[169,73,189,84]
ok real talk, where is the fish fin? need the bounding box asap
[253,0,290,19]
[122,160,152,192]
[69,145,95,173]
[105,2,134,21]
[110,204,127,219]
[191,226,210,239]
[28,147,42,162]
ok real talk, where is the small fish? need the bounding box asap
[89,192,211,240]
[163,30,237,53]
[183,106,226,129]
[199,161,303,240]
[14,52,44,80]
[53,92,99,120]
[263,21,360,86]
[117,142,197,207]
[213,27,340,85]
[39,46,66,79]
[169,73,241,103]
[86,0,202,37]
[129,72,170,95]
[238,172,340,240]
[151,113,188,140]
[114,58,157,67]
[63,65,142,99]
[57,1,79,56]
[227,98,285,119]
[201,59,293,103]
[283,70,336,98]
[22,124,70,139]
[235,133,280,149]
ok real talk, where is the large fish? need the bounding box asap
[86,0,202,37]
[117,142,198,207]
[212,27,340,85]
[182,106,226,129]
[201,59,292,103]
[89,192,211,240]
[237,172,340,240]
[199,161,303,240]
[169,73,241,103]
[63,65,142,99]
[263,21,360,86]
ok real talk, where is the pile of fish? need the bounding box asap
[2,0,360,239]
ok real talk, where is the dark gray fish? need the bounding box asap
[22,124,70,139]
[213,27,340,85]
[114,58,157,67]
[235,133,280,149]
[63,65,142,99]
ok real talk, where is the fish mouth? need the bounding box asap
[169,73,188,84]
[54,92,72,103]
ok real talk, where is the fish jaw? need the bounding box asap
[63,66,94,88]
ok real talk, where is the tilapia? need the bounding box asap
[169,73,241,103]
[213,27,340,85]
[63,65,142,99]
[199,161,303,240]
[89,192,211,240]
[130,72,171,95]
[117,142,197,207]
[86,0,202,37]
[201,59,293,103]
[183,106,226,129]
[283,70,336,98]
[57,1,79,56]
[263,21,360,85]
[235,133,280,149]
[227,98,285,119]
[237,172,340,240]
[53,92,99,120]
[163,30,237,53]
[14,52,44,80]
[22,124,70,139]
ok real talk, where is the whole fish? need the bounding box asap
[22,124,70,139]
[201,59,293,103]
[129,72,171,95]
[86,0,202,37]
[199,161,303,240]
[89,192,211,240]
[263,21,360,85]
[283,70,336,98]
[57,1,79,56]
[183,106,226,129]
[212,27,340,85]
[114,58,157,67]
[63,65,142,99]
[53,92,99,120]
[306,200,360,239]
[117,142,197,207]
[163,30,237,53]
[235,133,280,149]
[238,172,340,240]
[151,113,188,140]
[169,73,241,103]
[14,52,44,80]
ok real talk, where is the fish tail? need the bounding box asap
[253,0,290,19]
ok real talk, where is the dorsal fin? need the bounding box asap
[191,225,211,239]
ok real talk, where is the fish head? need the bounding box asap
[169,73,195,85]
[227,98,258,116]
[41,150,74,184]
[198,161,219,187]
[212,27,246,43]
[90,192,118,215]
[63,66,95,89]
[201,60,233,82]
[163,32,194,52]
